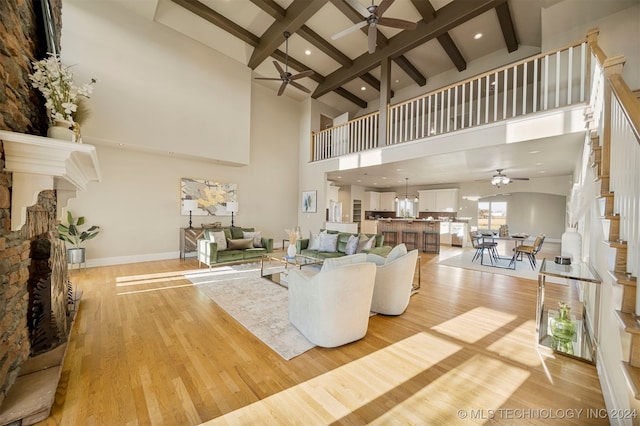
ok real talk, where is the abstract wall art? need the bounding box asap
[301,190,317,213]
[181,178,237,216]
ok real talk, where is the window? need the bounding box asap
[478,201,507,231]
[396,199,416,218]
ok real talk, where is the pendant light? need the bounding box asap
[395,178,418,203]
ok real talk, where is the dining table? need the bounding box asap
[478,233,529,269]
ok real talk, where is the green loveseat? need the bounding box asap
[197,227,273,267]
[296,231,392,260]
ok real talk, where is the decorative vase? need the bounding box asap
[561,227,582,263]
[47,120,77,142]
[67,248,86,265]
[287,243,296,258]
[550,302,576,355]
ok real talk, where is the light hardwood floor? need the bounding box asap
[42,244,608,425]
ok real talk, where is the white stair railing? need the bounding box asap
[311,39,589,161]
[609,74,640,279]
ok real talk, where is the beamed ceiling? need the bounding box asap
[156,0,635,189]
[167,0,551,112]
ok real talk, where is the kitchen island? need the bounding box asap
[375,219,441,253]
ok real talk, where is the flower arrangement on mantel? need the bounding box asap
[29,53,96,139]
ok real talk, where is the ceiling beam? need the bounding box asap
[411,0,466,72]
[251,0,389,99]
[334,88,368,109]
[392,56,426,86]
[170,0,259,46]
[247,0,328,69]
[271,50,367,109]
[329,0,426,87]
[173,0,364,107]
[314,0,505,98]
[495,2,518,53]
[437,34,467,72]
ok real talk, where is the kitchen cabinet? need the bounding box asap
[418,190,437,211]
[379,192,396,211]
[418,189,459,212]
[364,191,380,211]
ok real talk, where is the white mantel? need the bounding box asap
[0,130,101,231]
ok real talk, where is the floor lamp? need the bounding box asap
[227,201,238,227]
[183,199,198,229]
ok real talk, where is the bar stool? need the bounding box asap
[422,231,440,253]
[402,230,419,250]
[381,229,398,246]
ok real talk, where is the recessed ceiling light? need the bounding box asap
[539,170,546,174]
[382,177,387,180]
[361,86,366,91]
[474,33,483,40]
[356,179,361,182]
[336,176,342,179]
[305,49,311,55]
[535,162,542,166]
[395,79,399,83]
[529,150,541,154]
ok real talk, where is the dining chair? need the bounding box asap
[511,234,545,269]
[469,231,498,263]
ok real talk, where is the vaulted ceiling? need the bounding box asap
[166,0,555,114]
[154,0,634,189]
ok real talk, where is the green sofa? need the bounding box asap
[197,227,273,267]
[296,231,392,260]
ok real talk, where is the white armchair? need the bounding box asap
[288,258,376,348]
[369,246,419,315]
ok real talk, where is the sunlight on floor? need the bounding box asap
[431,307,517,344]
[486,319,542,367]
[202,332,462,425]
[372,354,530,424]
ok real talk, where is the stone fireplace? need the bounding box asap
[0,2,100,420]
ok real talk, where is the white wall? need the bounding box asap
[62,0,251,164]
[61,0,304,266]
[67,82,301,266]
[542,1,640,88]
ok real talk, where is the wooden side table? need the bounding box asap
[180,227,205,260]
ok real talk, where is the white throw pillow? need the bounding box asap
[308,231,322,250]
[344,234,359,255]
[385,243,408,264]
[356,234,375,252]
[243,231,262,248]
[318,232,338,252]
[211,230,227,251]
[321,253,367,272]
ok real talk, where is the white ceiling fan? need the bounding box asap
[254,31,314,96]
[490,169,530,188]
[331,0,417,54]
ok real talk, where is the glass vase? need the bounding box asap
[550,303,576,355]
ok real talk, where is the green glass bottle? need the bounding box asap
[550,302,576,354]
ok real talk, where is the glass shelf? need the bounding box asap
[537,258,601,364]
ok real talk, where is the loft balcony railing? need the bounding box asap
[311,38,590,162]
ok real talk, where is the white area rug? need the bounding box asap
[184,263,315,360]
[437,249,563,283]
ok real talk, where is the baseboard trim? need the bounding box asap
[83,251,180,268]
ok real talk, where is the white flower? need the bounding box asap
[29,54,96,125]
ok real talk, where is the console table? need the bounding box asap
[537,258,601,363]
[180,227,205,260]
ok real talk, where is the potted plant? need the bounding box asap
[58,211,100,264]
